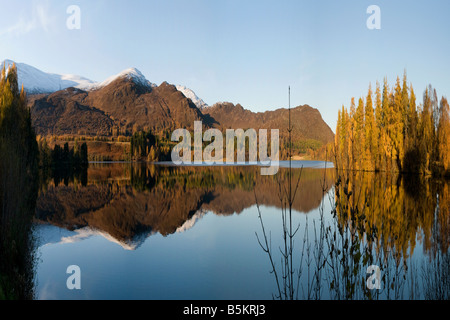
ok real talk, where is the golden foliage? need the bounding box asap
[334,72,450,176]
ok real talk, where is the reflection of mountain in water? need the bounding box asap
[34,224,154,250]
[34,164,334,249]
[175,209,208,234]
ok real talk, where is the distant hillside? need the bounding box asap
[30,88,114,136]
[204,102,335,145]
[29,76,208,136]
[28,77,334,147]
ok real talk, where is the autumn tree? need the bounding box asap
[348,98,356,169]
[437,97,450,174]
[335,108,342,164]
[419,87,435,174]
[374,81,384,171]
[335,105,350,170]
[365,85,377,171]
[354,97,365,170]
[391,76,405,171]
[403,85,422,173]
[381,78,395,171]
[333,72,449,176]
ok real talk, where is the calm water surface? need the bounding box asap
[32,161,449,300]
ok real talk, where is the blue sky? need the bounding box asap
[1,0,450,131]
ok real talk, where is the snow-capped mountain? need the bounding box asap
[176,85,209,109]
[86,67,157,90]
[2,59,208,110]
[1,59,96,94]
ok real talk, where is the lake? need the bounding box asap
[30,161,449,300]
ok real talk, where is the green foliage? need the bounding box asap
[130,130,157,160]
[130,130,172,161]
[37,140,89,188]
[130,165,257,193]
[38,140,88,169]
[292,139,323,154]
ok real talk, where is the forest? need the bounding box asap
[129,130,171,161]
[38,140,88,170]
[334,72,450,176]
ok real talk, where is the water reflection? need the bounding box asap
[31,163,450,299]
[256,168,449,300]
[0,165,38,300]
[35,163,334,249]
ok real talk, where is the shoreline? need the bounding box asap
[88,159,335,169]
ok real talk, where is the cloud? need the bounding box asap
[0,1,53,37]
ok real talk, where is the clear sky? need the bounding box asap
[1,0,450,131]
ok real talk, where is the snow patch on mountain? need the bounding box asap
[176,85,209,109]
[1,59,96,94]
[2,60,208,109]
[1,60,157,94]
[90,67,157,90]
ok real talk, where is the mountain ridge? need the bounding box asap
[1,59,208,110]
[3,59,335,149]
[1,59,96,94]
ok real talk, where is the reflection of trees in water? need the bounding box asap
[337,170,449,256]
[421,182,450,300]
[257,166,450,300]
[256,163,332,300]
[35,164,333,246]
[422,245,450,300]
[36,163,448,299]
[327,170,449,300]
[40,166,88,190]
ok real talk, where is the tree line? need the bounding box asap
[38,139,88,170]
[334,72,450,176]
[130,130,171,161]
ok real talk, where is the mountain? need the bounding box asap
[175,85,209,110]
[84,78,208,132]
[4,60,334,146]
[2,59,198,100]
[30,87,115,136]
[1,59,160,93]
[86,67,157,91]
[29,74,208,136]
[203,102,335,144]
[2,60,211,134]
[1,59,96,94]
